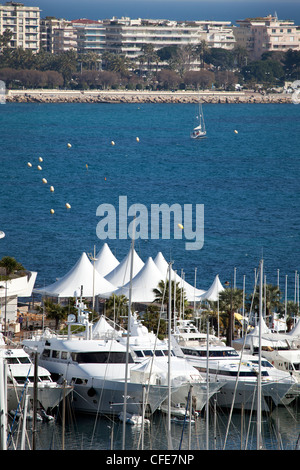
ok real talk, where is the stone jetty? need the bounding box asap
[5,89,293,104]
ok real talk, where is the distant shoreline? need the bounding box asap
[6,89,293,104]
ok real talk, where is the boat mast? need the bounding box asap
[122,218,136,450]
[167,261,173,450]
[257,258,263,450]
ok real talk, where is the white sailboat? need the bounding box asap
[190,102,206,139]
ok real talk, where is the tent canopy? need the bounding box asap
[95,243,119,278]
[198,274,224,302]
[153,252,205,301]
[105,248,144,287]
[114,256,165,303]
[34,252,116,298]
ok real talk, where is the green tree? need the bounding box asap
[194,40,208,69]
[143,305,167,340]
[0,256,25,276]
[153,279,188,317]
[0,29,13,51]
[283,49,300,80]
[43,299,68,330]
[105,294,129,325]
[241,59,284,85]
[219,286,244,345]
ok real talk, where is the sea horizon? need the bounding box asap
[27,0,300,25]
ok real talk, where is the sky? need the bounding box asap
[25,0,300,24]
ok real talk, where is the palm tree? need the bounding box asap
[153,279,188,317]
[105,293,129,325]
[251,283,282,322]
[219,286,244,345]
[195,40,208,69]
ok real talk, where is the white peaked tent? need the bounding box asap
[94,243,119,277]
[105,248,144,287]
[153,252,205,301]
[34,252,116,298]
[198,274,225,302]
[114,257,164,302]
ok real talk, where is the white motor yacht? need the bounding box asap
[172,320,298,412]
[22,301,169,417]
[0,333,72,415]
[92,313,224,414]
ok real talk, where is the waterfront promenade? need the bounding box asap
[6,89,293,104]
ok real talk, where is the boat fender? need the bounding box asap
[87,387,96,397]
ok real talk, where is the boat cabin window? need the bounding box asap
[6,357,19,364]
[61,351,68,360]
[135,350,144,358]
[39,375,50,382]
[71,377,88,385]
[41,348,51,358]
[52,350,59,358]
[14,376,34,384]
[71,351,134,364]
[18,356,31,364]
[143,350,153,357]
[181,348,239,358]
[154,350,164,357]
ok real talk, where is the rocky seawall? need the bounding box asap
[5,89,293,104]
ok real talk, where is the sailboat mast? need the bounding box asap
[122,218,136,450]
[257,259,263,450]
[167,261,173,450]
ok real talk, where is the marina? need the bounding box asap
[0,101,300,451]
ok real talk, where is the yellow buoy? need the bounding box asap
[50,186,54,192]
[178,223,184,230]
[111,141,115,146]
[234,130,238,134]
[37,165,42,170]
[136,137,140,142]
[39,157,43,162]
[42,178,47,184]
[27,162,32,167]
[65,203,71,209]
[67,143,72,148]
[50,209,55,215]
[86,164,88,170]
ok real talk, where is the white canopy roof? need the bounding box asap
[94,243,119,277]
[153,252,205,301]
[198,274,225,302]
[114,256,164,303]
[105,248,144,287]
[34,252,116,298]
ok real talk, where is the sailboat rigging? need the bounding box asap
[190,102,206,139]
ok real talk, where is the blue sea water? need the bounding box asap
[0,102,299,297]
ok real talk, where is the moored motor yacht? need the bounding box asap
[0,333,72,415]
[172,319,298,411]
[92,313,224,414]
[22,300,170,417]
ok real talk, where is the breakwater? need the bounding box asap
[5,89,293,104]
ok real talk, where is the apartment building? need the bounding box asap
[40,17,77,53]
[71,19,106,55]
[103,17,236,59]
[0,1,40,52]
[234,15,300,60]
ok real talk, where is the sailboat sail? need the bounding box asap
[190,102,206,139]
